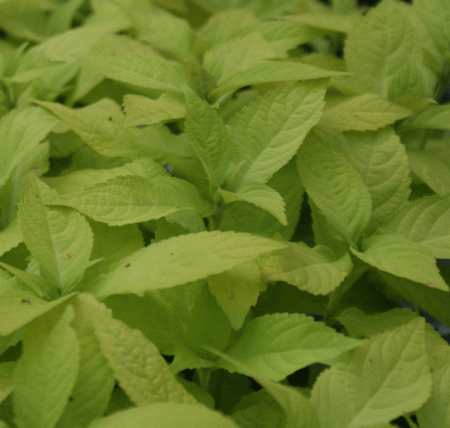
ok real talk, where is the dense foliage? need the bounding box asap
[0,0,450,427]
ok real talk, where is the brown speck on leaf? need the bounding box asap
[124,263,130,268]
[21,299,31,304]
[31,163,38,169]
[228,291,235,301]
[63,253,72,259]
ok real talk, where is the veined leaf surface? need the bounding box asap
[90,230,287,299]
[228,82,325,189]
[297,131,371,245]
[352,234,449,291]
[47,175,213,226]
[311,318,432,428]
[379,194,450,259]
[218,312,362,381]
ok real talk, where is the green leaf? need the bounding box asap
[283,12,360,34]
[414,0,450,55]
[210,60,346,101]
[82,51,189,93]
[30,20,128,63]
[0,289,76,336]
[219,158,303,240]
[261,241,353,295]
[0,107,59,190]
[87,294,196,406]
[228,82,325,189]
[407,148,450,195]
[122,93,186,128]
[34,99,172,159]
[218,183,287,226]
[344,0,420,98]
[296,131,371,245]
[55,294,115,428]
[204,31,279,83]
[86,402,240,428]
[184,86,231,187]
[42,157,167,195]
[18,175,93,294]
[310,318,432,428]
[379,194,450,259]
[231,389,285,428]
[317,93,413,134]
[352,234,449,291]
[0,141,50,228]
[129,9,197,60]
[416,364,450,428]
[90,230,287,299]
[336,307,419,338]
[80,220,144,287]
[48,175,212,226]
[0,217,22,258]
[0,261,51,300]
[207,348,320,428]
[218,312,362,381]
[328,127,411,233]
[13,305,79,428]
[207,260,264,330]
[397,104,450,131]
[197,9,259,47]
[0,362,15,405]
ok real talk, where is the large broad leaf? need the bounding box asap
[13,305,79,428]
[416,364,450,428]
[297,131,371,245]
[218,312,362,381]
[317,93,413,134]
[218,183,287,226]
[227,82,325,189]
[47,175,213,226]
[86,402,240,428]
[184,86,231,187]
[82,51,189,93]
[18,175,93,294]
[379,194,450,259]
[90,230,287,299]
[260,241,352,295]
[86,293,196,406]
[352,234,448,291]
[344,0,421,98]
[55,295,115,428]
[327,128,411,233]
[310,318,432,428]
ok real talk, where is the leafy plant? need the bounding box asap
[0,0,450,427]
